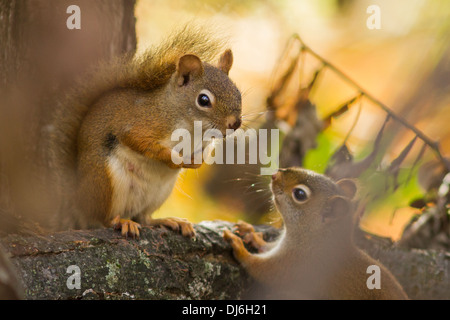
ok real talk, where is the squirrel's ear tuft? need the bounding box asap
[176,54,204,86]
[218,49,233,75]
[336,179,357,199]
[322,196,350,223]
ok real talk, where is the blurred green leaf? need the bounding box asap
[303,131,340,173]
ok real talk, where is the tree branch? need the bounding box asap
[1,221,249,300]
[291,34,450,172]
[0,221,448,300]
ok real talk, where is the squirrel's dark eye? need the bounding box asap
[292,184,311,203]
[195,89,215,110]
[198,94,211,107]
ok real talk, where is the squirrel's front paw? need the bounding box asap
[166,160,201,169]
[234,221,268,253]
[181,153,203,169]
[181,162,202,169]
[169,150,203,169]
[223,229,243,249]
[234,220,255,236]
[111,216,141,239]
[223,229,249,260]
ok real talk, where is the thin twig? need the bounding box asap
[291,34,449,171]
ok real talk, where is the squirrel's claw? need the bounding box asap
[233,221,268,253]
[181,162,202,169]
[111,216,141,239]
[234,220,255,235]
[223,229,242,247]
[243,232,267,253]
[181,153,203,169]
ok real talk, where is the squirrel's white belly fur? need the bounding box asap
[107,144,180,218]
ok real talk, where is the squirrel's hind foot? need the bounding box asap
[146,217,196,238]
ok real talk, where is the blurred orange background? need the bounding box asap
[134,0,450,240]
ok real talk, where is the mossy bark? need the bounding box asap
[1,221,249,299]
[355,229,450,300]
[1,221,449,300]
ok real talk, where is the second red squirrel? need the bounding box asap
[224,167,408,299]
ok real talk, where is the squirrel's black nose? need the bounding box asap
[227,117,241,130]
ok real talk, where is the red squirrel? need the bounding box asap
[50,26,242,238]
[224,167,408,299]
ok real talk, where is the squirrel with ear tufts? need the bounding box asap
[224,167,408,300]
[49,26,242,238]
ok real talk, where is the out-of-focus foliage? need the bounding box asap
[137,0,450,240]
[303,132,339,174]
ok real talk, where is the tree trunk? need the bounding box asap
[0,0,137,299]
[0,0,136,232]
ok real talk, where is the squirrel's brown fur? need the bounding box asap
[48,25,240,235]
[50,25,226,180]
[224,167,408,299]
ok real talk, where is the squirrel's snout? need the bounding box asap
[270,171,283,195]
[272,168,287,181]
[272,170,284,181]
[226,116,241,130]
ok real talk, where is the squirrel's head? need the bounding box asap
[271,167,357,234]
[167,50,242,135]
